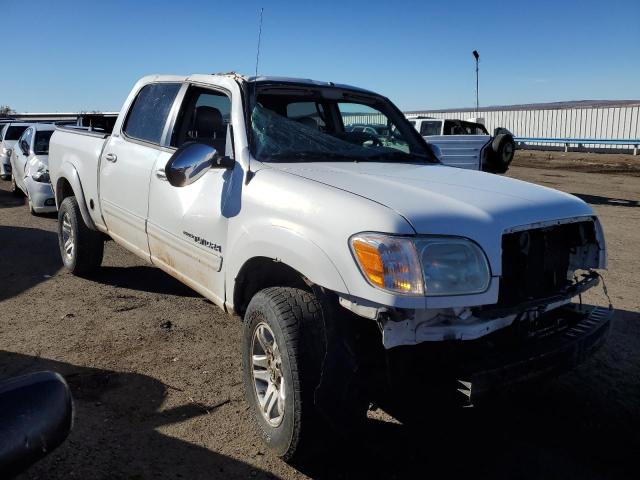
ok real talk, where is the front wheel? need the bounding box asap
[57,196,104,275]
[243,287,360,462]
[10,175,22,197]
[0,174,10,181]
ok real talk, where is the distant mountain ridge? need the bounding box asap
[407,100,640,113]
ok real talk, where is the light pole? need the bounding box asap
[472,50,479,115]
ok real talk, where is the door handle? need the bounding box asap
[104,153,117,163]
[155,168,167,180]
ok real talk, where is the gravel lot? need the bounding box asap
[1,152,639,479]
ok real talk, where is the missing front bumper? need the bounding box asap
[385,304,612,406]
[460,304,612,403]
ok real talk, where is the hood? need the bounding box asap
[266,162,594,274]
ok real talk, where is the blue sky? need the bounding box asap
[1,0,638,112]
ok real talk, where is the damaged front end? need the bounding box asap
[342,217,608,349]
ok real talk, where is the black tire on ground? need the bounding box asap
[57,196,104,276]
[0,174,10,181]
[486,133,516,174]
[242,287,349,462]
[10,175,23,197]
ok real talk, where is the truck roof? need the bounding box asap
[138,73,377,96]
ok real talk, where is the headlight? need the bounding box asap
[30,160,50,183]
[415,237,490,295]
[350,234,490,296]
[350,234,424,295]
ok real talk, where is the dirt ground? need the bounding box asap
[1,151,639,479]
[513,149,640,176]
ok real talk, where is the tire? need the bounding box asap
[242,287,336,462]
[57,196,104,275]
[0,174,10,181]
[10,174,23,197]
[485,133,515,174]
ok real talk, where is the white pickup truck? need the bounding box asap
[409,117,516,173]
[49,73,611,461]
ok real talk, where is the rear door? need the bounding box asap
[99,82,181,259]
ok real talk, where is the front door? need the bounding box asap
[99,82,182,259]
[147,84,235,307]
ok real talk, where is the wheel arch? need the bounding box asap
[227,227,350,317]
[54,163,97,231]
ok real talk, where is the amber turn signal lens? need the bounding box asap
[352,239,385,288]
[350,234,424,295]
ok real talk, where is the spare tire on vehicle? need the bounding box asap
[484,132,515,174]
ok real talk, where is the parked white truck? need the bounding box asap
[49,73,611,461]
[409,117,516,173]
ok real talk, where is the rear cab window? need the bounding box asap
[420,121,441,136]
[123,83,182,145]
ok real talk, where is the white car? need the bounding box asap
[10,123,57,214]
[0,122,30,180]
[49,73,611,461]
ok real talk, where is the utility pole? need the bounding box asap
[472,50,479,115]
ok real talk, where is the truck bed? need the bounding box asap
[48,126,111,229]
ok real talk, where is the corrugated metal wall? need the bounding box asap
[405,107,640,151]
[342,114,387,126]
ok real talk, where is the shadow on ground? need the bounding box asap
[0,226,61,301]
[0,225,198,300]
[0,351,272,480]
[296,308,640,480]
[0,185,25,209]
[571,193,639,208]
[89,264,201,297]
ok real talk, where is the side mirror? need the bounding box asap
[20,140,30,155]
[165,142,234,187]
[0,371,73,477]
[425,142,443,162]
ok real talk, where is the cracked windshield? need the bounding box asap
[250,92,432,163]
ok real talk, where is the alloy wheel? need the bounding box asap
[61,212,75,262]
[251,322,286,427]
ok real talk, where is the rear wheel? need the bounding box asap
[57,196,104,275]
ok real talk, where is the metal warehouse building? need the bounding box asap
[406,100,640,153]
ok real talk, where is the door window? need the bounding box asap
[170,86,232,156]
[34,131,54,154]
[123,83,181,144]
[20,128,33,153]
